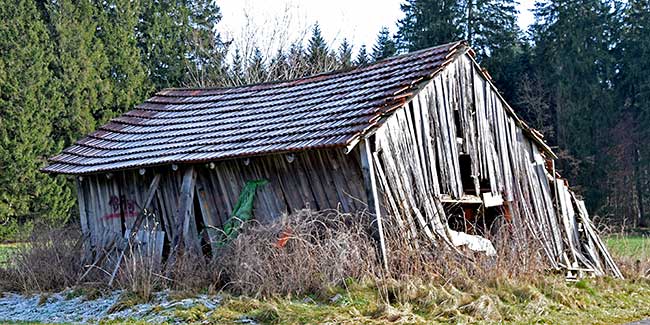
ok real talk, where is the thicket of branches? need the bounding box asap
[2,0,650,240]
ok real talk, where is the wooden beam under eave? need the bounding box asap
[359,138,389,272]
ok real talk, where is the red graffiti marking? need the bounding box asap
[103,212,139,220]
[102,195,139,220]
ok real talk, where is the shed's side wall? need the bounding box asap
[371,54,564,266]
[77,148,366,250]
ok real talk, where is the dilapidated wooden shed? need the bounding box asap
[43,41,621,278]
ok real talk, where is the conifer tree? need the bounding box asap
[397,0,523,102]
[96,0,150,120]
[185,0,229,87]
[247,47,267,83]
[307,23,328,65]
[355,45,370,65]
[268,49,291,81]
[137,0,191,89]
[0,0,73,239]
[615,0,650,225]
[338,39,353,68]
[372,27,397,61]
[397,0,464,51]
[45,0,110,144]
[465,0,524,105]
[531,0,620,208]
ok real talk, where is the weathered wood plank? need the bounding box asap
[170,167,200,256]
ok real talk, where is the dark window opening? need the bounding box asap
[446,203,506,238]
[453,109,463,137]
[446,203,474,233]
[459,154,475,194]
[193,196,213,259]
[476,206,503,237]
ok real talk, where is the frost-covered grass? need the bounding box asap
[2,276,649,324]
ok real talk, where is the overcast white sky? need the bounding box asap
[217,0,537,56]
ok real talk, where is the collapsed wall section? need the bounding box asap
[368,53,621,277]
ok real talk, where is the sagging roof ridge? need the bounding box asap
[156,40,465,97]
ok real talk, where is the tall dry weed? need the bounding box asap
[0,227,83,292]
[215,209,379,297]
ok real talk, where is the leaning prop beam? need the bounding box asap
[359,138,389,271]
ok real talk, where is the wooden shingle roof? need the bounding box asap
[43,41,466,175]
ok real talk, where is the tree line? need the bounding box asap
[1,0,649,240]
[377,0,650,229]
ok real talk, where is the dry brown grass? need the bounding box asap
[215,209,379,297]
[0,208,628,302]
[0,227,83,292]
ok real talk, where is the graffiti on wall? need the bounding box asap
[103,195,139,220]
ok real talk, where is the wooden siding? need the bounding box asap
[76,148,367,252]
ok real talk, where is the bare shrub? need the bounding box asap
[215,209,379,297]
[0,227,83,292]
[111,243,164,301]
[166,253,218,294]
[376,214,548,305]
[172,209,546,298]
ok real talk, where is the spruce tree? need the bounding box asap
[372,27,397,61]
[185,0,229,87]
[616,0,650,225]
[338,38,353,68]
[397,0,464,51]
[466,0,525,106]
[138,0,191,89]
[307,23,328,65]
[137,0,228,89]
[45,0,110,144]
[268,49,291,81]
[355,45,370,65]
[247,47,267,83]
[463,0,520,61]
[96,0,150,120]
[531,0,620,209]
[0,0,73,239]
[397,0,523,103]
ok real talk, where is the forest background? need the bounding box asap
[1,0,649,241]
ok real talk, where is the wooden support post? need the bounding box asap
[75,179,89,237]
[168,167,199,266]
[360,138,389,272]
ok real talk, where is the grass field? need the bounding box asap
[93,277,650,324]
[606,234,650,260]
[0,243,24,266]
